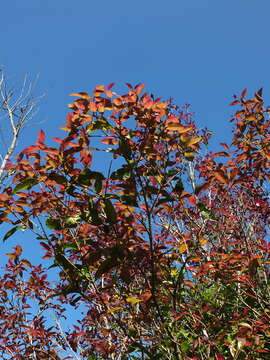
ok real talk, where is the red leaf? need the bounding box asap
[37,129,45,144]
[195,182,210,195]
[213,151,229,158]
[230,100,240,106]
[80,150,92,167]
[106,82,115,98]
[215,355,225,360]
[40,242,51,251]
[14,245,22,256]
[21,145,38,154]
[213,170,228,184]
[53,137,63,144]
[126,83,133,89]
[220,143,230,151]
[241,88,247,99]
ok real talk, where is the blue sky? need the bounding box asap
[0,0,270,339]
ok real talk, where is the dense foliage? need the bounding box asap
[0,84,270,359]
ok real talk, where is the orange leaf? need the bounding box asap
[21,259,32,268]
[113,98,122,106]
[69,92,91,100]
[101,137,118,145]
[166,124,192,133]
[213,170,228,184]
[213,151,229,158]
[15,245,22,256]
[199,237,208,245]
[89,101,97,112]
[107,307,123,313]
[229,168,238,180]
[93,85,104,97]
[140,292,152,302]
[220,143,230,151]
[135,83,145,95]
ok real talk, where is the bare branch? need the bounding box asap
[0,70,43,186]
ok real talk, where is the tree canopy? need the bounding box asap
[0,84,270,359]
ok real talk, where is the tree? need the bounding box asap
[0,70,41,187]
[0,84,270,359]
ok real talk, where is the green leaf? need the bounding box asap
[94,178,103,193]
[95,257,118,279]
[46,217,62,230]
[47,173,67,185]
[89,118,113,133]
[55,253,77,272]
[118,138,132,160]
[103,198,117,224]
[173,179,184,193]
[3,225,22,242]
[197,202,216,220]
[59,284,79,296]
[88,207,102,226]
[64,215,80,228]
[77,168,105,187]
[12,178,39,194]
[156,196,174,206]
[120,194,138,206]
[110,166,132,180]
[87,355,99,360]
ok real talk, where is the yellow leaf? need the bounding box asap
[156,175,163,184]
[126,297,142,305]
[155,102,168,109]
[184,152,195,161]
[107,307,123,313]
[199,237,208,245]
[179,243,188,254]
[180,135,188,143]
[186,136,202,146]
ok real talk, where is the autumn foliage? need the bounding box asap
[0,84,270,359]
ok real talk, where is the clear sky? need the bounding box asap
[0,0,270,334]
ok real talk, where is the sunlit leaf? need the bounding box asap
[107,307,123,313]
[179,243,188,254]
[3,225,22,242]
[93,85,104,97]
[46,218,62,230]
[166,124,192,133]
[186,136,202,146]
[37,129,45,144]
[184,152,195,161]
[12,178,39,194]
[126,297,142,305]
[213,170,227,184]
[199,237,208,245]
[69,92,91,99]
